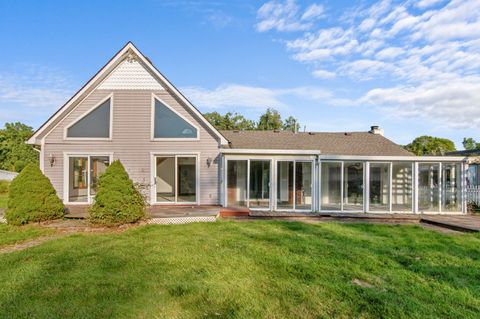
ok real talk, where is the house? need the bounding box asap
[27,42,467,215]
[446,150,480,187]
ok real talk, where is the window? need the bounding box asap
[249,160,271,208]
[391,163,413,211]
[68,155,110,203]
[321,162,342,211]
[369,163,390,211]
[343,162,364,211]
[418,163,440,212]
[153,98,198,139]
[276,161,312,210]
[227,160,248,207]
[442,163,462,212]
[67,98,111,138]
[155,155,197,203]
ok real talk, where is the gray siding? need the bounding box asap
[43,88,221,205]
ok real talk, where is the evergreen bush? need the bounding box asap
[5,164,64,225]
[89,160,145,226]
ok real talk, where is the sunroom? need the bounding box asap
[221,150,466,214]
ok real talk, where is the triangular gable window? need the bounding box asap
[154,99,198,139]
[67,99,111,138]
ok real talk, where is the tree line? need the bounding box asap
[204,107,301,132]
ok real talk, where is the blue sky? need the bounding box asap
[0,0,479,148]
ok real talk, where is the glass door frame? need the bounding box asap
[64,152,113,205]
[274,159,315,212]
[152,153,199,205]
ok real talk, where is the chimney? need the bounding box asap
[369,125,384,136]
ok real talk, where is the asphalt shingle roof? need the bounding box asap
[221,130,413,156]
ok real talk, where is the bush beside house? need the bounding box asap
[5,164,64,225]
[89,160,145,226]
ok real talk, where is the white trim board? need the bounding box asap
[28,42,228,145]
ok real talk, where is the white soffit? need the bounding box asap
[98,58,164,90]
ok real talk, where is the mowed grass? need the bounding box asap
[0,221,479,318]
[0,224,53,247]
[0,193,7,209]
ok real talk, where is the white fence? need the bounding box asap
[466,186,480,205]
[0,170,17,181]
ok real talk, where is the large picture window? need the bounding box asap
[153,98,198,139]
[67,98,111,138]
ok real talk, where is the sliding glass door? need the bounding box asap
[68,155,110,203]
[276,161,313,211]
[155,155,197,204]
[249,160,271,208]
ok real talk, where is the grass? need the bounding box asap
[0,193,7,209]
[0,221,479,318]
[0,224,53,247]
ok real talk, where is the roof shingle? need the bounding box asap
[221,130,413,156]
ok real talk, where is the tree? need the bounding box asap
[257,108,283,130]
[283,116,300,132]
[405,136,456,156]
[0,122,38,172]
[5,163,64,225]
[462,137,479,150]
[89,160,145,226]
[204,112,255,130]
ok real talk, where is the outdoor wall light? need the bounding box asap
[49,154,55,167]
[206,157,212,167]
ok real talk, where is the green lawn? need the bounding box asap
[0,224,53,247]
[0,193,8,209]
[0,221,479,318]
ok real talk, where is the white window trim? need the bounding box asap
[150,94,200,141]
[63,152,114,205]
[63,93,114,141]
[150,152,200,205]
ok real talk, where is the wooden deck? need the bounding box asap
[420,215,480,232]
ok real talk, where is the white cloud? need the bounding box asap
[256,0,325,32]
[312,69,336,79]
[182,84,333,110]
[257,0,480,128]
[301,4,325,21]
[416,0,445,9]
[0,66,72,109]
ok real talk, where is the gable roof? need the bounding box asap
[221,130,413,156]
[28,42,228,145]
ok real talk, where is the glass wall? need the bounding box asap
[249,160,271,208]
[277,161,294,209]
[343,162,364,211]
[391,163,413,211]
[295,162,313,210]
[227,160,248,207]
[89,156,110,198]
[321,162,342,210]
[442,163,462,212]
[369,163,390,211]
[418,163,440,212]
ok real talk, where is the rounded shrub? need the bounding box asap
[0,180,9,194]
[5,164,64,225]
[89,160,145,226]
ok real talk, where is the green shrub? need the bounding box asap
[89,160,145,226]
[0,180,9,194]
[5,164,64,225]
